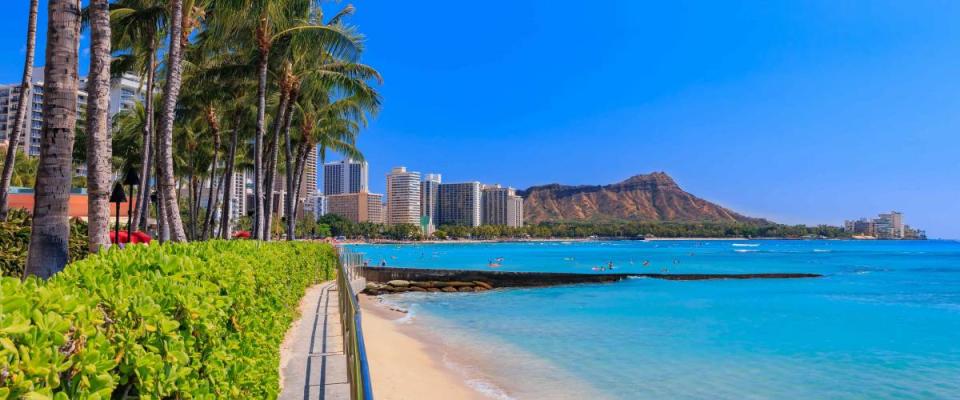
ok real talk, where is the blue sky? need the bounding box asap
[2,1,959,238]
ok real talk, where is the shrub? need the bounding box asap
[0,240,336,399]
[0,209,89,277]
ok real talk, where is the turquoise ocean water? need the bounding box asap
[350,240,960,399]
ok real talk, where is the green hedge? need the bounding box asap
[0,209,89,277]
[0,240,336,399]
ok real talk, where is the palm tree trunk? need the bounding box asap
[155,126,167,242]
[156,0,188,242]
[85,0,112,253]
[291,140,310,226]
[0,0,39,221]
[24,0,81,279]
[202,108,221,240]
[219,118,240,239]
[134,40,157,232]
[282,92,298,240]
[188,166,198,240]
[253,21,271,240]
[262,139,276,240]
[262,89,289,241]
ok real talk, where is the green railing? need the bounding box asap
[337,248,374,400]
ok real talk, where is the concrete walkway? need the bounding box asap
[279,282,350,400]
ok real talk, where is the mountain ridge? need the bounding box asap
[518,172,767,225]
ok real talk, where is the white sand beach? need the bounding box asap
[360,296,485,400]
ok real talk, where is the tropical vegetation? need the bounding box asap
[316,213,854,241]
[0,0,379,278]
[0,209,88,277]
[0,240,336,398]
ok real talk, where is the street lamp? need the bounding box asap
[123,168,140,240]
[109,182,127,245]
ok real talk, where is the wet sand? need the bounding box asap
[360,296,485,400]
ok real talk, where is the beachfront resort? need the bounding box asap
[1,0,957,399]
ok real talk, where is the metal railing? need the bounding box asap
[337,248,374,400]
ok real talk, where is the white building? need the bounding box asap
[0,67,88,157]
[107,73,146,117]
[386,166,421,226]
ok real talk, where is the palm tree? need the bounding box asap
[211,0,362,240]
[85,0,113,252]
[24,0,83,278]
[0,0,39,221]
[271,4,381,239]
[110,0,167,232]
[200,105,221,240]
[155,0,195,242]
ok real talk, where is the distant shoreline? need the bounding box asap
[341,236,927,245]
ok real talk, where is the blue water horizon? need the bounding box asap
[351,240,960,399]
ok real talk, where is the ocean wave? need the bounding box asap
[813,249,832,253]
[465,378,515,400]
[732,243,760,247]
[847,267,892,275]
[734,249,758,253]
[377,297,418,324]
[441,353,516,400]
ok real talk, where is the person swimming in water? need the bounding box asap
[380,259,387,267]
[642,260,650,267]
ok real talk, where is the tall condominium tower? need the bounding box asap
[0,67,88,157]
[299,147,318,214]
[481,184,525,227]
[437,182,482,227]
[323,159,368,195]
[508,195,524,228]
[386,166,421,225]
[420,174,441,232]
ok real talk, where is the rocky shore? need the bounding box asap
[364,279,495,296]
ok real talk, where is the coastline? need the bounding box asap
[360,294,614,400]
[359,296,487,400]
[341,237,920,246]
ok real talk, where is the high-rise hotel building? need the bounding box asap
[321,158,383,224]
[420,174,441,232]
[323,159,368,195]
[481,184,524,227]
[385,166,421,225]
[437,182,482,227]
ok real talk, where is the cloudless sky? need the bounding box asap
[1,1,958,238]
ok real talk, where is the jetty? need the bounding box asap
[358,267,821,295]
